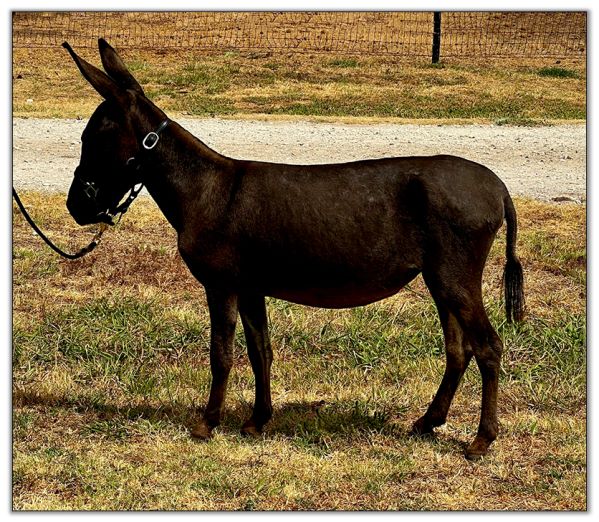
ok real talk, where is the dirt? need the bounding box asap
[12,118,586,203]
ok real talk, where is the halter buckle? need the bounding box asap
[142,131,160,150]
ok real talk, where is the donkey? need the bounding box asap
[62,39,523,459]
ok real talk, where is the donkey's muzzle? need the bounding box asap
[67,172,110,226]
[66,198,102,226]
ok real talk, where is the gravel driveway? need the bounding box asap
[12,118,586,202]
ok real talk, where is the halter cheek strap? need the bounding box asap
[104,119,170,223]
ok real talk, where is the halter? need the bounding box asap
[13,119,170,259]
[77,119,170,225]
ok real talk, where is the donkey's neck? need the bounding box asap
[138,119,236,233]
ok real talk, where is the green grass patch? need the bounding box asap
[169,94,237,116]
[537,67,579,79]
[13,295,209,372]
[329,58,359,68]
[242,90,584,121]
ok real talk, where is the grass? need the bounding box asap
[12,48,586,123]
[12,192,586,510]
[537,67,580,79]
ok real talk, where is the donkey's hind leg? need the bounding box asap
[460,306,503,459]
[414,285,502,458]
[411,305,473,436]
[415,230,502,458]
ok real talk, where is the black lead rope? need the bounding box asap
[12,188,107,260]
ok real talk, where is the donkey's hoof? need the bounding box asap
[190,420,213,440]
[465,438,491,460]
[241,420,263,438]
[465,451,486,461]
[410,417,435,437]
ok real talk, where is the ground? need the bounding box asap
[12,194,586,510]
[12,119,585,203]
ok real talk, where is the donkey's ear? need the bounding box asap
[98,38,144,95]
[62,41,127,103]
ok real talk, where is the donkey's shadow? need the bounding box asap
[229,400,466,455]
[14,389,466,454]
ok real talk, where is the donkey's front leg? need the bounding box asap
[191,288,238,440]
[238,294,273,437]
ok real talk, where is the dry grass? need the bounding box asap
[12,46,585,122]
[12,193,586,510]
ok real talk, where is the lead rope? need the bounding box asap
[12,188,107,260]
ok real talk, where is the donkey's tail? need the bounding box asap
[503,194,525,322]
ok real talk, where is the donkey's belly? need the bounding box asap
[265,268,421,309]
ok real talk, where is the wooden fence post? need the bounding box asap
[432,12,442,63]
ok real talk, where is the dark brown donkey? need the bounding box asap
[62,39,524,459]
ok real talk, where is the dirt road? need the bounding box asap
[13,118,586,202]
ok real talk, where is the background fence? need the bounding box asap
[13,11,586,60]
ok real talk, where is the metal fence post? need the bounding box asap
[432,12,442,63]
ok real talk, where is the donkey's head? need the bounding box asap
[63,39,161,225]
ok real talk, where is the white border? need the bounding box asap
[3,1,593,519]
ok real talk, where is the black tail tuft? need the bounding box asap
[504,257,524,322]
[503,195,525,322]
